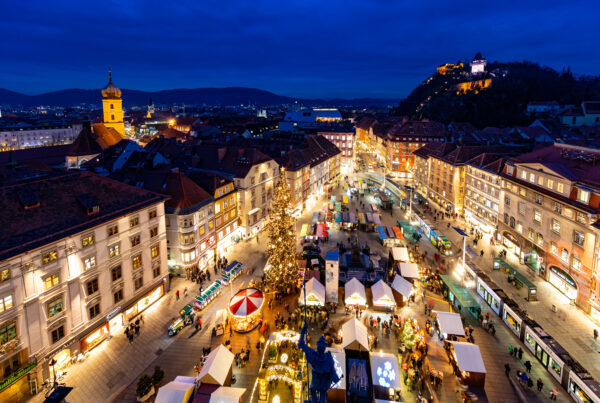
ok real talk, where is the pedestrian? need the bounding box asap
[176,289,180,300]
[140,314,144,325]
[518,347,523,360]
[184,287,188,297]
[198,317,203,330]
[195,318,199,331]
[537,378,544,392]
[595,329,599,341]
[525,360,532,373]
[504,363,511,377]
[527,377,533,389]
[135,323,140,335]
[550,389,558,400]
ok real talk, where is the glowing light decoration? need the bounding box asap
[376,361,396,387]
[280,353,288,364]
[370,353,401,389]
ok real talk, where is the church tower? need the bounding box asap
[101,70,125,136]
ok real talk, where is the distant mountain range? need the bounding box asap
[0,87,398,108]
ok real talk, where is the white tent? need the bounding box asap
[450,341,487,373]
[391,275,414,298]
[370,280,395,308]
[299,278,326,306]
[174,376,196,384]
[326,348,346,390]
[342,317,369,351]
[209,386,246,403]
[155,381,194,403]
[370,352,401,389]
[199,344,235,385]
[391,247,410,262]
[399,262,419,279]
[435,311,465,337]
[345,277,366,306]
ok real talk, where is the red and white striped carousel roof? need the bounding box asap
[228,288,264,317]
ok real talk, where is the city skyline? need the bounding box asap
[1,0,599,98]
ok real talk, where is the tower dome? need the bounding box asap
[101,70,122,99]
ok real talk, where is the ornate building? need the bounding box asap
[101,71,125,136]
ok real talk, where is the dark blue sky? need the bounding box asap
[1,0,598,98]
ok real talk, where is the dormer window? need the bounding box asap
[577,189,590,204]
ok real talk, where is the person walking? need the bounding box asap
[594,329,599,341]
[517,347,523,360]
[198,317,203,330]
[550,389,558,400]
[537,378,544,392]
[184,287,188,297]
[525,360,532,373]
[135,323,140,336]
[176,289,180,300]
[504,363,511,377]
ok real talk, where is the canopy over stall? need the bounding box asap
[399,262,419,279]
[209,387,246,403]
[345,277,366,306]
[391,275,414,298]
[342,318,370,351]
[199,345,235,385]
[434,311,466,337]
[155,381,195,403]
[370,280,395,308]
[391,247,410,262]
[299,278,326,306]
[449,341,487,387]
[370,352,401,389]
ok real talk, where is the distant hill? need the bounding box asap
[0,87,397,108]
[393,61,600,128]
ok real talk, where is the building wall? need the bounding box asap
[464,166,502,233]
[318,133,353,173]
[102,98,125,136]
[214,184,240,258]
[0,125,75,151]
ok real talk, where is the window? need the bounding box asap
[509,217,515,229]
[520,170,527,180]
[215,204,221,214]
[84,256,96,270]
[554,203,562,214]
[556,183,564,193]
[47,296,63,317]
[151,244,160,259]
[505,196,511,206]
[134,277,143,290]
[503,213,509,224]
[129,216,139,228]
[223,199,228,209]
[529,173,535,183]
[209,221,213,229]
[89,303,100,319]
[561,249,569,263]
[114,289,123,304]
[546,179,554,189]
[199,225,205,236]
[535,194,543,205]
[51,326,65,344]
[533,210,541,223]
[571,255,582,272]
[111,265,122,282]
[109,244,120,258]
[518,202,525,215]
[0,295,13,313]
[153,265,161,278]
[574,231,585,247]
[107,224,119,237]
[130,234,141,247]
[150,226,158,238]
[537,176,544,186]
[86,278,99,296]
[537,233,544,247]
[44,274,60,290]
[548,219,560,234]
[577,189,590,203]
[132,254,142,270]
[42,250,58,265]
[82,235,95,248]
[148,209,157,219]
[0,268,10,283]
[0,322,17,344]
[230,195,235,205]
[550,242,558,256]
[528,228,534,241]
[517,221,523,234]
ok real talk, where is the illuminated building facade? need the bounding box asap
[0,122,75,151]
[101,71,125,136]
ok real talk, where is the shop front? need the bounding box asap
[548,266,578,301]
[524,249,542,272]
[502,231,521,257]
[124,283,165,322]
[80,323,109,354]
[49,348,71,379]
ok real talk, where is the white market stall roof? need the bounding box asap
[299,278,326,306]
[209,386,246,403]
[399,262,419,279]
[199,345,235,385]
[155,381,194,403]
[342,317,369,351]
[391,247,410,262]
[370,280,395,307]
[345,277,366,305]
[450,341,487,374]
[326,347,346,390]
[370,352,401,389]
[391,275,414,298]
[435,311,465,337]
[174,376,196,384]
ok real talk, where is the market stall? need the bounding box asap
[399,262,420,280]
[448,341,486,387]
[370,351,401,391]
[228,288,264,332]
[391,275,414,306]
[199,345,235,386]
[434,311,465,339]
[370,280,395,310]
[342,318,370,351]
[372,213,381,225]
[299,277,326,306]
[208,387,246,403]
[155,381,195,403]
[344,277,366,307]
[390,247,410,263]
[326,347,346,403]
[376,226,388,245]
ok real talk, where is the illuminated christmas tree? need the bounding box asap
[265,168,299,293]
[401,321,417,351]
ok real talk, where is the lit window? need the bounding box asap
[129,217,139,228]
[561,249,569,263]
[537,233,544,247]
[550,242,558,256]
[533,211,541,223]
[132,254,142,270]
[82,235,95,248]
[516,221,523,234]
[84,256,96,270]
[44,274,60,290]
[109,244,120,258]
[42,250,58,265]
[529,173,535,183]
[574,231,585,247]
[577,189,590,203]
[556,183,564,193]
[215,204,221,214]
[551,219,560,233]
[520,170,527,180]
[151,245,160,259]
[571,255,582,271]
[47,296,63,317]
[0,295,13,313]
[546,179,554,189]
[149,209,157,219]
[0,269,10,283]
[107,224,119,237]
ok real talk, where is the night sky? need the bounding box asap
[1,0,598,98]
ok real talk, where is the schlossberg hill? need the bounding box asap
[393,60,600,128]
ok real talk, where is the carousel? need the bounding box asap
[228,288,264,333]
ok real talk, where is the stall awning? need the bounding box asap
[434,311,465,337]
[376,226,388,240]
[450,341,487,374]
[372,214,381,225]
[331,195,336,203]
[391,275,413,298]
[371,280,395,307]
[392,227,404,240]
[300,224,308,237]
[156,381,195,403]
[343,195,349,204]
[199,345,235,385]
[349,213,356,223]
[335,212,342,223]
[399,262,419,279]
[299,278,326,306]
[391,247,410,262]
[370,352,401,389]
[209,387,246,403]
[344,277,366,305]
[342,317,369,351]
[326,348,346,390]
